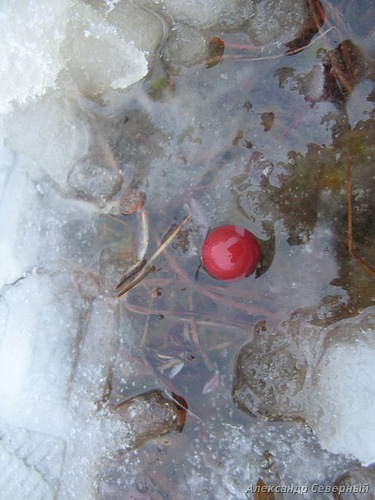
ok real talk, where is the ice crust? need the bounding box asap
[0,0,71,114]
[0,0,150,114]
[308,311,375,465]
[246,0,310,46]
[60,2,149,98]
[154,0,252,30]
[1,0,374,498]
[4,94,90,189]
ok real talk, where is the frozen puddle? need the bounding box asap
[1,0,375,498]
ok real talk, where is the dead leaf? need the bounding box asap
[206,37,225,68]
[260,112,275,132]
[284,0,325,55]
[254,478,276,500]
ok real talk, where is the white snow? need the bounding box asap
[0,0,71,114]
[0,0,150,114]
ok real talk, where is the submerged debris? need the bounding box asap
[232,319,320,421]
[110,389,187,449]
[333,464,375,499]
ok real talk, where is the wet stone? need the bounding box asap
[110,389,186,449]
[67,156,122,208]
[162,23,209,73]
[232,320,319,421]
[333,464,375,500]
[96,434,191,500]
[246,0,312,47]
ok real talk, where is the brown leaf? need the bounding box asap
[254,478,276,500]
[206,37,225,68]
[284,0,325,55]
[323,40,366,100]
[260,112,275,132]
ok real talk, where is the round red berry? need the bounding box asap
[201,225,260,281]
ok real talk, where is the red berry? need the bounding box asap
[201,225,260,281]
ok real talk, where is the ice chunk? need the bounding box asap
[162,24,209,72]
[0,0,70,113]
[67,155,122,208]
[4,94,90,190]
[232,311,375,463]
[246,0,311,46]
[101,1,166,68]
[156,0,253,31]
[108,389,186,449]
[61,2,149,98]
[70,296,120,405]
[232,319,322,421]
[0,154,39,286]
[307,309,375,464]
[0,0,153,113]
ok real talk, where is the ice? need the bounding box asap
[307,309,375,465]
[1,0,375,498]
[0,0,151,114]
[0,424,65,500]
[0,153,39,286]
[246,0,311,46]
[4,94,90,190]
[232,309,375,466]
[232,319,322,421]
[67,156,122,208]
[334,464,375,499]
[96,419,359,499]
[70,296,120,404]
[0,0,70,114]
[0,272,87,427]
[162,24,209,72]
[60,2,149,98]
[98,1,166,67]
[155,0,253,31]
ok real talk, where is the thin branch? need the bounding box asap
[115,214,192,297]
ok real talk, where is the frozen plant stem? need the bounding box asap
[114,214,192,297]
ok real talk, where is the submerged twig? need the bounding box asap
[115,214,192,297]
[114,258,147,292]
[140,345,202,422]
[189,318,214,372]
